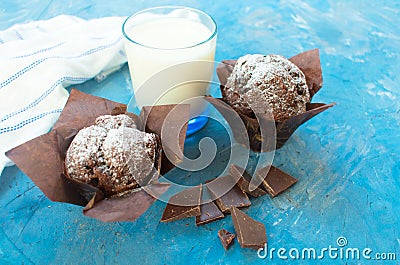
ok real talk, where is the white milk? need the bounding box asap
[124,16,216,117]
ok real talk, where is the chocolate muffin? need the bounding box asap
[95,114,136,130]
[222,54,310,121]
[65,114,158,196]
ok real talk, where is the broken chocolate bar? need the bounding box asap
[229,164,267,197]
[218,229,236,250]
[161,185,202,222]
[230,207,267,250]
[255,166,297,197]
[206,175,251,213]
[196,186,224,226]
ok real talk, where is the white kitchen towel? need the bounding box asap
[0,15,127,175]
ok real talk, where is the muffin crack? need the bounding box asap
[224,54,310,121]
[65,114,158,197]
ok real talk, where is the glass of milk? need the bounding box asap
[122,6,217,135]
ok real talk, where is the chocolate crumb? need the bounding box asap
[218,229,236,250]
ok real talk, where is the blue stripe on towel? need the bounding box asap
[0,76,91,123]
[14,42,65,59]
[0,109,63,134]
[0,59,45,88]
[13,30,23,40]
[74,36,122,57]
[0,36,121,90]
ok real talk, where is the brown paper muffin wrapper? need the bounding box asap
[207,49,335,152]
[6,89,190,222]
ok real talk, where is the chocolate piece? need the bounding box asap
[255,165,297,197]
[206,175,251,213]
[161,185,202,222]
[196,201,224,226]
[229,164,267,197]
[208,49,335,152]
[6,89,188,223]
[218,229,236,250]
[195,186,224,226]
[230,207,267,250]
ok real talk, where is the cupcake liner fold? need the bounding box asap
[207,49,335,152]
[6,89,190,222]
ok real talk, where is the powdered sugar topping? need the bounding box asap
[224,54,310,121]
[65,114,157,196]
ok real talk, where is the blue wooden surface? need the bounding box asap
[1,0,399,264]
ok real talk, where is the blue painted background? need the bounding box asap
[0,0,399,264]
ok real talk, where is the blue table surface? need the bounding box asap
[1,0,399,264]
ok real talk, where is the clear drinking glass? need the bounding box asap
[122,6,217,135]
